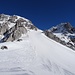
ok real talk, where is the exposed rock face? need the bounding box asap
[1,45,8,50]
[64,22,75,33]
[44,22,75,50]
[44,30,63,43]
[8,15,18,23]
[44,30,54,39]
[0,14,8,21]
[0,22,9,35]
[1,24,27,42]
[0,14,37,42]
[49,22,75,34]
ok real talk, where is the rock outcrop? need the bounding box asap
[44,22,75,50]
[0,14,37,42]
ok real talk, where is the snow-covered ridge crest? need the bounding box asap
[0,14,37,42]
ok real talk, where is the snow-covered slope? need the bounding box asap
[0,30,75,75]
[0,14,75,75]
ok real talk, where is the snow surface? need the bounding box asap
[0,30,75,75]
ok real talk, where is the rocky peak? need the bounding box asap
[64,22,75,33]
[0,14,9,21]
[44,22,75,50]
[0,14,37,42]
[49,22,75,34]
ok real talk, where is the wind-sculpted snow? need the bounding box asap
[41,58,75,75]
[0,67,35,75]
[28,30,75,75]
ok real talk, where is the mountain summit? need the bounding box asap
[49,22,75,33]
[44,22,75,50]
[0,14,75,75]
[0,14,37,42]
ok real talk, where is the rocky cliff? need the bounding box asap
[0,14,37,42]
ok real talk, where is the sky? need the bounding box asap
[0,0,75,30]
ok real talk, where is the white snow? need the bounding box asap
[0,30,75,75]
[8,22,16,28]
[53,33,70,42]
[16,15,29,22]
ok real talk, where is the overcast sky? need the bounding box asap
[0,0,75,30]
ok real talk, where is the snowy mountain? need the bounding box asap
[44,22,75,50]
[0,14,37,42]
[0,14,75,75]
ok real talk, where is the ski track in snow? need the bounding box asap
[0,34,36,75]
[28,30,75,75]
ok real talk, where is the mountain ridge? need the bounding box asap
[44,22,75,50]
[0,14,75,50]
[0,14,37,42]
[0,14,75,75]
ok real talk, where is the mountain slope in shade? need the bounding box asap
[0,14,75,75]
